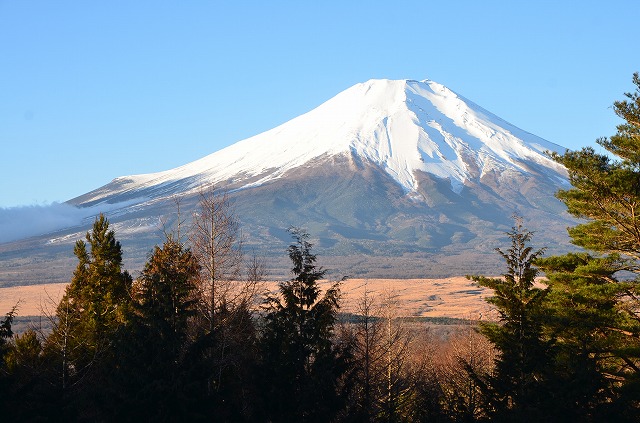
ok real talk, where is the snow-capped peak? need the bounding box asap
[79,78,566,203]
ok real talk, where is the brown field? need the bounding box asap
[0,283,68,317]
[328,278,497,319]
[0,277,497,320]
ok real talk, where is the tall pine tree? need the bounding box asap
[535,253,635,421]
[48,213,133,418]
[108,234,201,421]
[60,213,133,343]
[468,219,552,422]
[259,228,348,422]
[550,72,640,261]
[544,72,640,419]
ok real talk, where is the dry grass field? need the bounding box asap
[329,278,496,319]
[0,277,496,320]
[0,283,68,317]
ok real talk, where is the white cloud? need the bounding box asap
[0,201,139,244]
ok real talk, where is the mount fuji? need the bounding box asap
[0,79,575,285]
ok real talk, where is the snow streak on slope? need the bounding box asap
[78,79,566,204]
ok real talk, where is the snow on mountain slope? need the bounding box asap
[2,78,577,284]
[77,79,567,205]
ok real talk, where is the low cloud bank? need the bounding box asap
[0,201,137,244]
[0,203,93,243]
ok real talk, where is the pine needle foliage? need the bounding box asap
[543,73,640,419]
[550,72,640,262]
[468,219,551,421]
[260,228,347,422]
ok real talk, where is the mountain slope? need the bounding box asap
[1,79,575,285]
[71,79,566,206]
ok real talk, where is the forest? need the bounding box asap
[0,75,639,422]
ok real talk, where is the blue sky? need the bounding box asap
[1,1,638,208]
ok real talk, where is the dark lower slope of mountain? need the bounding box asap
[0,154,575,287]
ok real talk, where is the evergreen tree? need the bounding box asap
[1,329,54,421]
[0,305,17,366]
[0,305,17,416]
[544,72,640,419]
[47,213,133,418]
[535,253,637,421]
[109,234,201,421]
[468,219,552,421]
[136,235,199,357]
[259,228,349,422]
[549,72,640,261]
[59,214,133,346]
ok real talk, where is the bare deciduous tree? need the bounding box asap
[37,290,96,393]
[433,318,496,421]
[379,288,415,421]
[341,285,420,421]
[189,187,266,396]
[190,188,245,331]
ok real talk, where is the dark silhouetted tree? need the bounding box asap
[259,228,348,422]
[468,219,552,421]
[108,234,201,421]
[188,189,265,420]
[535,253,636,421]
[0,305,18,416]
